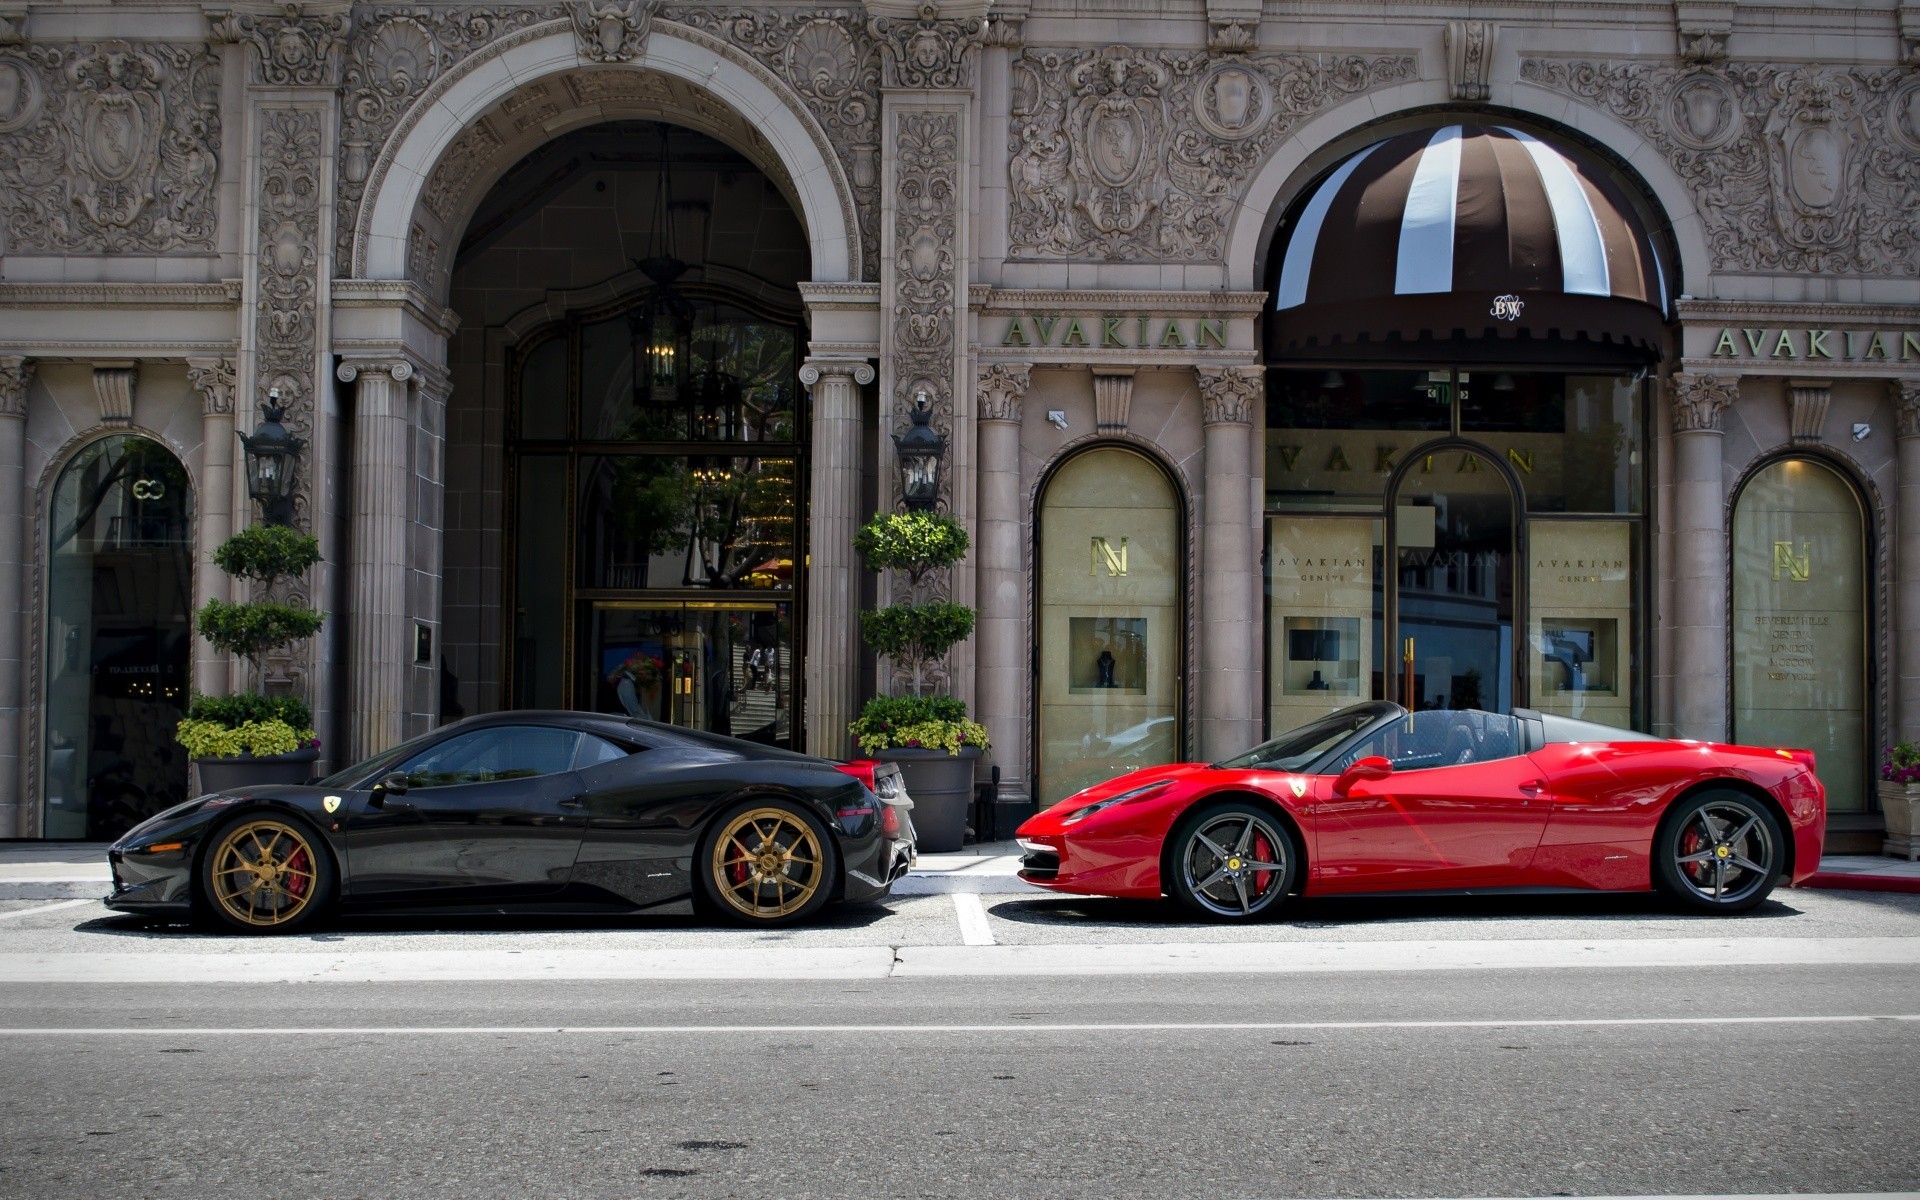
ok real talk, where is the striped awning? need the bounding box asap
[1272,124,1669,362]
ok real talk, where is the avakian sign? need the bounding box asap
[1709,328,1920,361]
[1001,315,1230,349]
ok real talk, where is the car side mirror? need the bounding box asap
[1332,755,1393,797]
[370,771,410,804]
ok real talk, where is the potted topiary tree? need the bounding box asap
[175,524,324,792]
[849,511,987,852]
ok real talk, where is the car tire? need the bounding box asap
[697,798,837,927]
[1164,800,1301,921]
[1652,789,1785,915]
[196,810,338,935]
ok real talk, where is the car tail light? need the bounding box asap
[837,760,880,791]
[879,803,902,838]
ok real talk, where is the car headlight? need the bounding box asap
[1061,780,1172,825]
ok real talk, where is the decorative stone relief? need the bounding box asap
[1092,369,1134,432]
[1894,379,1920,440]
[1787,378,1830,442]
[977,362,1030,422]
[1208,20,1257,54]
[890,109,960,446]
[186,357,237,416]
[1445,20,1497,102]
[1196,365,1260,425]
[236,4,351,87]
[1669,372,1737,432]
[0,42,220,253]
[418,116,504,225]
[92,364,136,426]
[1520,59,1920,276]
[0,14,23,47]
[1674,0,1733,63]
[0,357,34,418]
[870,3,983,90]
[254,109,322,543]
[1009,46,1416,261]
[574,0,659,62]
[667,7,882,279]
[334,6,562,266]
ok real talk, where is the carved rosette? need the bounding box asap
[1520,59,1920,276]
[1009,47,1415,261]
[573,0,659,63]
[977,363,1031,423]
[0,357,35,419]
[238,5,350,86]
[1893,379,1920,441]
[0,42,221,253]
[870,5,983,90]
[187,357,238,416]
[1196,365,1260,426]
[1669,372,1737,433]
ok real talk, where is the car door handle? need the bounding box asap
[1518,779,1546,795]
[559,796,586,810]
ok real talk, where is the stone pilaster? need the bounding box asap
[1196,365,1263,761]
[408,369,451,740]
[186,358,238,699]
[976,362,1031,806]
[337,357,414,761]
[800,357,875,759]
[1894,379,1920,743]
[0,357,35,836]
[1669,372,1736,741]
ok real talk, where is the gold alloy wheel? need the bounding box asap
[710,807,826,920]
[208,818,321,928]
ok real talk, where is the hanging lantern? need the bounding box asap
[893,390,946,511]
[236,388,305,526]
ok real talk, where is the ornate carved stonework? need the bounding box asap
[1208,20,1257,54]
[0,356,34,419]
[1008,46,1416,261]
[0,42,220,253]
[418,114,504,225]
[1669,372,1737,432]
[187,357,237,416]
[1446,20,1497,102]
[254,108,322,550]
[1093,369,1134,432]
[92,364,136,425]
[1196,365,1260,426]
[1520,58,1920,276]
[237,4,351,87]
[573,0,659,63]
[977,362,1030,423]
[1894,379,1920,440]
[870,4,983,90]
[889,109,960,452]
[1675,0,1733,63]
[1787,378,1831,442]
[798,359,877,390]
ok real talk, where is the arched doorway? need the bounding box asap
[1034,446,1185,807]
[41,435,194,839]
[1731,457,1870,812]
[442,120,812,748]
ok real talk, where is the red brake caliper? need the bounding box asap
[1679,828,1703,883]
[285,846,309,898]
[1252,832,1275,896]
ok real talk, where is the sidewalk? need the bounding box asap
[2,839,1915,901]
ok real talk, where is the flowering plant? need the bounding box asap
[1883,741,1920,785]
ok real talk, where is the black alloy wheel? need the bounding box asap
[1165,800,1301,921]
[1652,789,1786,914]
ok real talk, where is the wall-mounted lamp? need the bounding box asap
[236,388,305,526]
[1046,409,1069,430]
[894,390,947,511]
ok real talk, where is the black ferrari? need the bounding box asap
[106,711,918,932]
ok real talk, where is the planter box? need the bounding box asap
[196,747,320,795]
[876,746,983,853]
[1882,781,1920,861]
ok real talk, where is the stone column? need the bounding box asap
[0,357,34,836]
[976,363,1032,806]
[1196,366,1264,761]
[1895,380,1920,742]
[1669,373,1736,741]
[406,370,452,741]
[337,358,414,761]
[800,358,876,759]
[186,359,238,699]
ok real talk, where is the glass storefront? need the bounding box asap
[42,435,194,839]
[1036,447,1183,807]
[506,285,806,747]
[1265,369,1647,732]
[1731,458,1869,812]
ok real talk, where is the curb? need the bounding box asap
[1801,871,1920,895]
[890,874,1041,895]
[0,881,108,901]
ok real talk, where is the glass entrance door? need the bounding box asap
[584,600,790,744]
[1382,447,1517,713]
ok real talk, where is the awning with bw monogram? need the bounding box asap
[1271,124,1671,363]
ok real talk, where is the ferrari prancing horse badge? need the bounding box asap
[1289,778,1307,798]
[323,795,341,814]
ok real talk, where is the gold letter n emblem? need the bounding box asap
[1091,536,1128,577]
[1772,540,1810,582]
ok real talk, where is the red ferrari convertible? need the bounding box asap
[1016,701,1825,919]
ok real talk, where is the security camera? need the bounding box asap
[1047,410,1069,430]
[1852,423,1871,442]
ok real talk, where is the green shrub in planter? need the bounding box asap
[848,695,989,756]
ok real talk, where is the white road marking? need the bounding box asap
[0,899,96,921]
[3,936,1918,984]
[0,1015,1913,1038]
[951,893,995,946]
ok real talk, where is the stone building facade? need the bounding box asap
[1,0,1916,847]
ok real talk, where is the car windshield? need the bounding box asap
[1213,703,1392,772]
[313,728,448,788]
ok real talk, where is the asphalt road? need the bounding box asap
[4,889,1919,1199]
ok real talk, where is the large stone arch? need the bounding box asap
[352,18,860,288]
[1223,78,1711,297]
